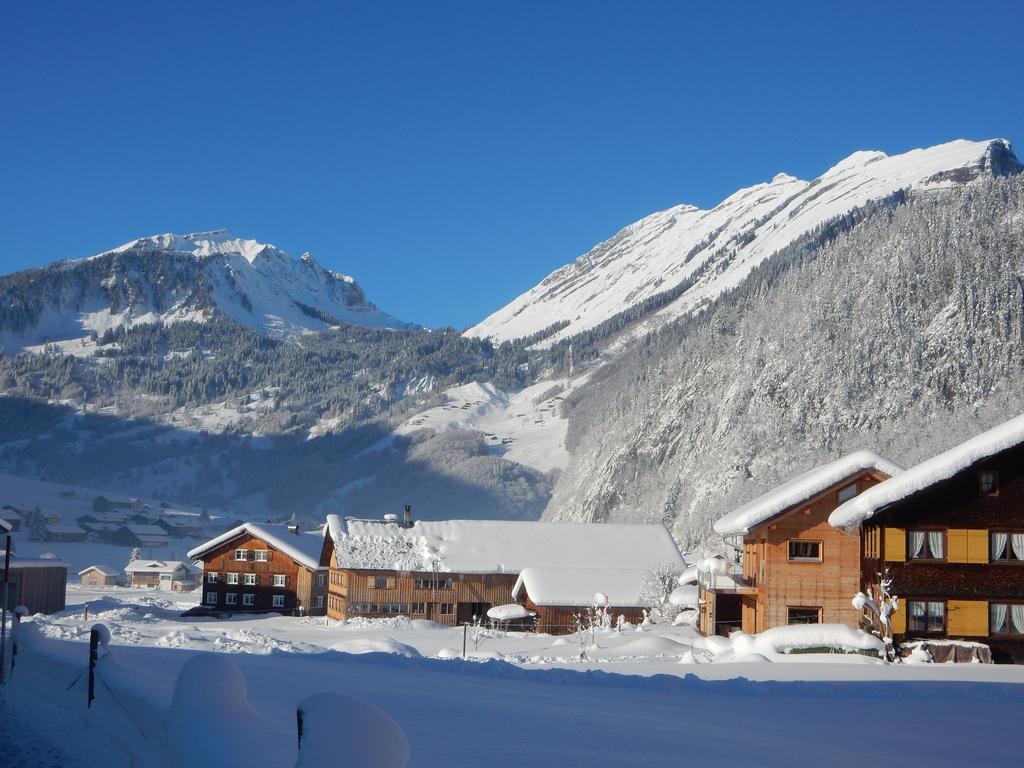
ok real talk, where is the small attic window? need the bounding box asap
[979,471,999,495]
[837,483,858,504]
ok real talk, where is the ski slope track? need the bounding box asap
[468,139,1022,346]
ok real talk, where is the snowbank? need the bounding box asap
[719,624,885,661]
[296,693,409,768]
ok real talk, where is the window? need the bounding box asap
[788,540,822,562]
[990,603,1024,635]
[242,593,255,606]
[370,576,394,589]
[979,471,999,495]
[380,603,410,614]
[316,573,326,587]
[908,530,946,560]
[990,532,1024,562]
[837,483,858,504]
[412,602,426,614]
[787,607,821,625]
[205,592,218,604]
[314,595,324,608]
[225,593,238,605]
[226,572,239,585]
[254,550,269,562]
[272,595,285,608]
[207,572,219,583]
[234,549,248,561]
[439,603,454,616]
[414,577,454,589]
[907,600,946,635]
[243,573,257,586]
[349,603,379,614]
[273,574,287,587]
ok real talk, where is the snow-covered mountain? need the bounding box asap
[468,139,1022,346]
[0,229,411,353]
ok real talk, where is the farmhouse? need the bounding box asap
[323,512,685,630]
[124,559,199,591]
[831,414,1024,663]
[705,451,903,636]
[79,564,121,586]
[188,522,329,616]
[0,550,68,614]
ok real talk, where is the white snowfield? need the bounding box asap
[829,413,1024,529]
[327,514,686,573]
[713,450,904,536]
[511,567,653,607]
[187,522,326,571]
[468,139,1014,346]
[8,588,1024,767]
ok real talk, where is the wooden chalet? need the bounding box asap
[511,567,652,633]
[322,511,685,632]
[705,451,903,637]
[79,564,121,586]
[188,522,328,616]
[124,559,199,591]
[831,415,1024,663]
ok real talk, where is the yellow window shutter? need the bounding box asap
[948,600,987,636]
[967,530,989,564]
[890,604,906,634]
[947,529,969,563]
[884,528,906,562]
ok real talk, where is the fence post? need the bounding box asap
[0,533,11,685]
[87,623,110,708]
[9,606,28,680]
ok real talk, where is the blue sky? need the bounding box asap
[3,2,1022,329]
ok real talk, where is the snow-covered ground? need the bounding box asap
[367,379,577,473]
[7,585,1023,767]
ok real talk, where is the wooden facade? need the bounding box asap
[79,566,119,586]
[860,442,1024,662]
[196,530,328,616]
[325,558,518,627]
[1,562,67,614]
[515,589,645,634]
[702,468,889,637]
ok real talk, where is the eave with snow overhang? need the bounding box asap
[322,514,685,631]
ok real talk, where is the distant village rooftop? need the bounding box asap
[829,414,1024,529]
[713,450,904,537]
[325,515,685,574]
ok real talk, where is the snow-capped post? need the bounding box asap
[87,623,111,708]
[296,692,409,768]
[852,568,899,662]
[8,606,28,680]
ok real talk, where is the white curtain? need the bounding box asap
[991,532,1008,561]
[990,603,1007,634]
[1012,533,1024,561]
[928,531,945,559]
[1012,605,1024,635]
[909,600,925,630]
[910,531,926,558]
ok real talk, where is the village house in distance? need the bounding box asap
[322,509,685,632]
[188,521,328,615]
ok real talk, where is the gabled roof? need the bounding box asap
[122,524,167,535]
[713,450,904,537]
[123,559,196,574]
[79,564,119,576]
[186,522,325,571]
[830,414,1024,529]
[326,515,685,574]
[511,567,652,608]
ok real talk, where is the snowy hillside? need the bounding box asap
[0,229,411,353]
[468,139,1021,346]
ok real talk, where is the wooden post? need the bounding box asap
[0,534,11,685]
[462,623,467,658]
[84,602,89,622]
[296,704,304,752]
[88,627,99,707]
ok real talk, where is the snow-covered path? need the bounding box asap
[0,685,130,768]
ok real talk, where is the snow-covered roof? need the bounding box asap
[511,567,653,608]
[123,524,168,535]
[829,414,1024,529]
[187,522,325,571]
[79,564,120,576]
[0,552,67,569]
[326,516,685,574]
[486,603,535,621]
[124,559,196,574]
[713,451,904,536]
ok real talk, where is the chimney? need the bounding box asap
[403,505,412,529]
